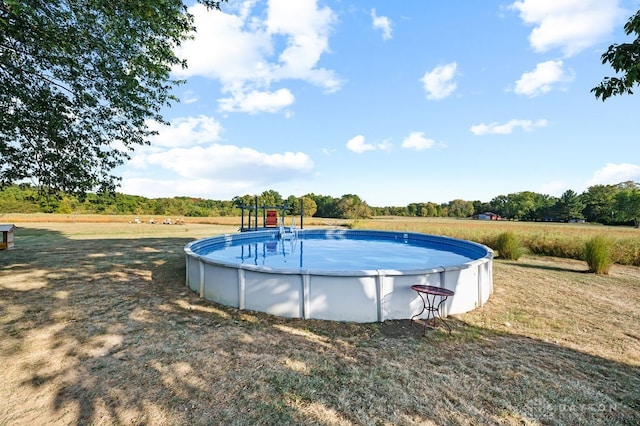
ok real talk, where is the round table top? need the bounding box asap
[411,284,455,297]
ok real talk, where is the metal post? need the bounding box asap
[281,204,286,229]
[299,198,304,229]
[254,196,258,230]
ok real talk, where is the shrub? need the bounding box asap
[585,235,613,275]
[495,231,524,261]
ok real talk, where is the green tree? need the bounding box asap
[0,0,225,196]
[532,194,558,221]
[303,196,318,217]
[335,194,371,219]
[489,195,510,219]
[592,10,640,100]
[506,192,538,221]
[306,193,337,218]
[437,204,449,217]
[233,194,256,209]
[555,190,585,222]
[499,191,555,221]
[260,190,284,208]
[446,199,474,218]
[219,200,239,216]
[472,200,493,216]
[581,184,618,224]
[406,202,437,217]
[54,194,77,214]
[614,183,640,227]
[406,203,421,217]
[423,202,439,217]
[0,184,38,212]
[288,196,317,217]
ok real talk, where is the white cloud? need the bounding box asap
[121,143,314,199]
[401,132,444,151]
[586,163,640,186]
[172,3,271,82]
[371,9,392,40]
[144,145,313,182]
[346,135,391,154]
[123,114,314,197]
[218,88,295,113]
[470,119,548,135]
[146,115,223,148]
[172,0,340,114]
[420,63,458,100]
[510,0,624,56]
[268,0,338,86]
[514,60,574,97]
[346,135,375,154]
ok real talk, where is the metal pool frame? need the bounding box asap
[184,229,493,323]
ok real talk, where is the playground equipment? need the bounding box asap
[239,196,304,234]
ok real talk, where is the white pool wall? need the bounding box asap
[185,229,493,323]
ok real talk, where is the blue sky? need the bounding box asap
[117,0,640,207]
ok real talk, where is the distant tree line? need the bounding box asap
[1,182,639,227]
[374,182,639,227]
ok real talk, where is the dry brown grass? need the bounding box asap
[356,217,640,266]
[0,219,638,425]
[0,213,343,228]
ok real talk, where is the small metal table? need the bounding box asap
[410,285,455,335]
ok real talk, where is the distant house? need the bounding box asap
[476,212,500,221]
[0,224,17,250]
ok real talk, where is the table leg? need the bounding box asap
[411,291,451,335]
[410,291,428,326]
[433,295,452,334]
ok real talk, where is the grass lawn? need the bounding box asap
[0,219,638,425]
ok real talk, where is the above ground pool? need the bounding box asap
[184,229,493,323]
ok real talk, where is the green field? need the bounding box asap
[0,218,638,424]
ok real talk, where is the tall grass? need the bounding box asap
[352,217,640,266]
[494,231,524,260]
[585,235,613,274]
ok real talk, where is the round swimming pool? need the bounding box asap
[184,229,493,323]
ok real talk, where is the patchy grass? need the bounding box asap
[0,221,638,425]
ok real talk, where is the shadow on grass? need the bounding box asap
[0,226,638,425]
[498,257,589,274]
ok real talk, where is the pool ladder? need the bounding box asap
[279,217,297,240]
